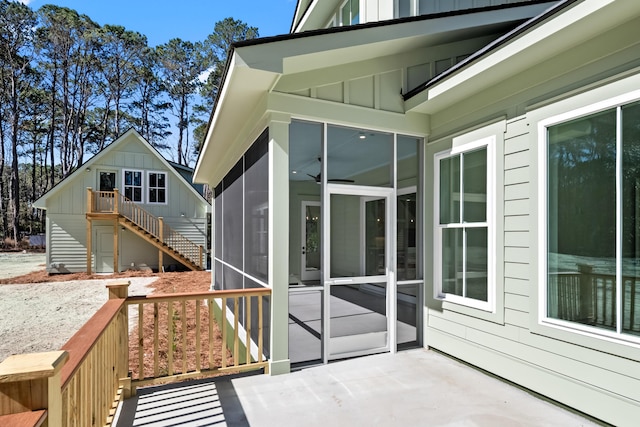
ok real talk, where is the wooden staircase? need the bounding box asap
[86,188,204,272]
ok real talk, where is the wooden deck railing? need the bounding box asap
[88,189,204,269]
[126,287,271,390]
[0,282,129,427]
[549,266,640,332]
[0,282,271,426]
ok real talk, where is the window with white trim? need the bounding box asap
[148,171,167,204]
[435,137,494,310]
[123,170,143,202]
[340,0,359,26]
[545,100,640,339]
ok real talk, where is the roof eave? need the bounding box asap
[405,0,639,114]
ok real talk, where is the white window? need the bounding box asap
[542,98,640,342]
[148,171,167,204]
[435,136,495,311]
[123,170,143,202]
[339,0,359,26]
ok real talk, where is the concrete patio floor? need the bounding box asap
[115,348,603,427]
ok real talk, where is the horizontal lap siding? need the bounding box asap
[427,115,640,424]
[504,118,531,329]
[428,117,532,349]
[167,218,208,248]
[49,214,88,273]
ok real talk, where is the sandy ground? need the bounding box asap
[0,252,158,360]
[0,251,47,280]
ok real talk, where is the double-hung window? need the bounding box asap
[123,170,143,202]
[544,100,640,341]
[148,171,167,204]
[435,137,494,310]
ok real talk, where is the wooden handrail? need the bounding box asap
[59,299,125,388]
[126,287,271,389]
[0,283,270,425]
[0,351,68,425]
[126,288,271,304]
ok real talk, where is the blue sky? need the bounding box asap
[23,0,298,46]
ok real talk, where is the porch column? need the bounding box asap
[87,187,93,274]
[113,219,119,273]
[268,113,291,375]
[158,217,164,271]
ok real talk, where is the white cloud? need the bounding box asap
[17,0,33,4]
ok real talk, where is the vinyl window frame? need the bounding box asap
[147,171,168,205]
[123,169,144,203]
[538,89,640,346]
[434,136,496,312]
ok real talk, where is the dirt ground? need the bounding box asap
[0,252,218,371]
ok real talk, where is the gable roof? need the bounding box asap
[194,2,555,186]
[404,0,640,114]
[34,128,209,209]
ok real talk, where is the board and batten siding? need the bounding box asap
[275,37,496,115]
[358,0,547,26]
[40,130,209,274]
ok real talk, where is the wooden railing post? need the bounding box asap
[158,217,164,271]
[199,245,204,269]
[0,351,68,425]
[113,188,120,215]
[87,188,93,275]
[87,187,93,213]
[106,281,131,400]
[107,280,130,300]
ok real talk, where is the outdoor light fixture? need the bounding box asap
[358,132,366,140]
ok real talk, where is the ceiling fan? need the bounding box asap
[306,172,355,184]
[306,157,355,184]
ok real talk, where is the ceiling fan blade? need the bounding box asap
[306,171,354,184]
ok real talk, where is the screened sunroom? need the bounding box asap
[287,120,424,365]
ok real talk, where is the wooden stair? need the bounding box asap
[87,189,204,271]
[118,218,202,271]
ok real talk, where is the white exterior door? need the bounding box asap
[95,226,114,273]
[323,185,394,360]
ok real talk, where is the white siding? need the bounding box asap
[47,214,89,273]
[420,0,542,15]
[427,99,640,425]
[41,131,210,274]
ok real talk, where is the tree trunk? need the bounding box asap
[48,65,58,190]
[10,75,21,247]
[0,103,7,242]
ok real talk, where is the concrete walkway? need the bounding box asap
[116,349,603,426]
